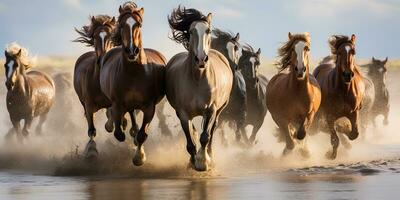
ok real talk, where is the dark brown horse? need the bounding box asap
[166,7,233,171]
[267,32,321,156]
[238,44,268,145]
[4,43,55,138]
[313,34,365,159]
[100,2,166,166]
[361,57,390,126]
[73,14,119,159]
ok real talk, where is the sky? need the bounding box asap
[0,0,399,60]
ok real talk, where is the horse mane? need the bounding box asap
[5,42,37,69]
[112,1,142,46]
[168,6,208,50]
[212,29,238,45]
[276,32,310,72]
[73,15,116,47]
[328,35,352,55]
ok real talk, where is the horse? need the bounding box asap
[313,34,365,159]
[166,6,233,171]
[73,14,124,159]
[100,2,166,166]
[4,42,55,139]
[238,44,268,145]
[361,57,390,127]
[266,32,321,156]
[210,29,248,144]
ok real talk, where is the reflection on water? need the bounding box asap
[0,171,400,200]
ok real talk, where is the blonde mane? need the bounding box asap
[5,42,37,69]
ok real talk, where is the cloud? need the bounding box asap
[64,0,81,9]
[289,0,400,19]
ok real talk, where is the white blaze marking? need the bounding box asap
[99,31,107,51]
[378,68,384,73]
[226,41,237,64]
[126,17,136,49]
[194,22,210,59]
[6,60,14,78]
[345,45,351,54]
[249,57,256,78]
[294,41,306,73]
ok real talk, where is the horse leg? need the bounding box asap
[237,120,249,145]
[249,122,262,145]
[84,105,98,160]
[129,110,139,138]
[282,124,294,156]
[326,117,339,160]
[132,103,155,166]
[207,106,224,160]
[9,119,21,141]
[178,111,197,168]
[111,104,126,142]
[22,117,33,137]
[157,99,172,137]
[195,105,216,171]
[383,110,389,126]
[219,121,229,147]
[346,111,360,141]
[35,114,47,135]
[105,108,114,133]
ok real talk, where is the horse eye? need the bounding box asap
[304,46,310,51]
[234,46,238,51]
[206,29,211,34]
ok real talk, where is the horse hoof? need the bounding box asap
[194,149,210,172]
[132,147,146,166]
[129,127,139,138]
[299,148,310,159]
[282,148,292,157]
[114,131,126,142]
[85,140,98,161]
[325,151,337,160]
[105,121,114,133]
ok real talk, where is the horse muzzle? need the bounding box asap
[195,55,209,68]
[125,46,140,61]
[342,71,354,83]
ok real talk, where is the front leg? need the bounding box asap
[22,117,33,136]
[111,104,126,142]
[132,103,156,166]
[347,111,360,140]
[326,116,339,160]
[195,105,216,171]
[177,111,197,167]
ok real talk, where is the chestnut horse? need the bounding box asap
[266,33,321,156]
[4,43,55,138]
[313,34,365,159]
[210,29,248,144]
[73,15,120,159]
[166,7,233,171]
[362,57,390,127]
[238,44,268,145]
[100,2,166,166]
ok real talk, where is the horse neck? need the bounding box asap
[288,64,310,88]
[10,69,29,97]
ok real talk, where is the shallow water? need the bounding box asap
[1,156,400,200]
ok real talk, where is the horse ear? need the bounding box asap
[234,33,240,42]
[351,34,356,44]
[119,5,123,14]
[372,57,376,62]
[206,13,213,24]
[16,49,22,57]
[110,16,116,25]
[288,32,293,40]
[256,48,261,55]
[138,7,144,16]
[384,57,388,64]
[91,16,96,23]
[4,50,8,57]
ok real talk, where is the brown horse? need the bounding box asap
[313,34,365,159]
[166,7,233,171]
[100,2,166,166]
[266,32,321,156]
[73,14,120,159]
[4,43,55,138]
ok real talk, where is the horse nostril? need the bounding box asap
[194,56,200,63]
[134,47,139,55]
[294,67,298,71]
[204,55,209,63]
[303,67,306,72]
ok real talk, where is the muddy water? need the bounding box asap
[0,66,399,199]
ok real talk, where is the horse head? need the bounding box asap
[115,2,144,62]
[330,34,357,84]
[4,43,34,90]
[239,44,261,88]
